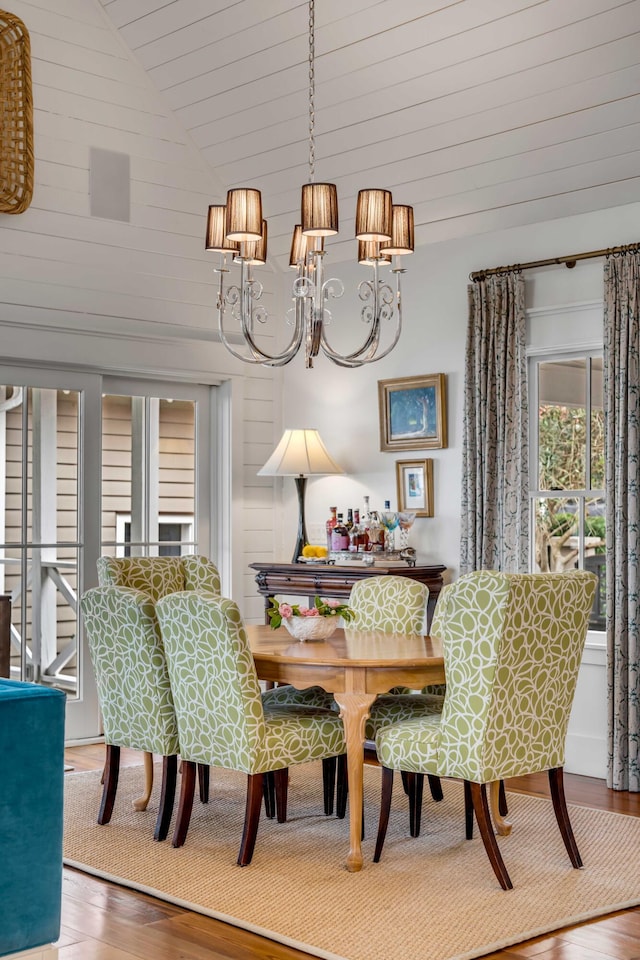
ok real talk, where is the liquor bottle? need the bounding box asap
[331,513,350,552]
[346,508,354,531]
[325,506,338,553]
[349,508,363,552]
[367,504,384,552]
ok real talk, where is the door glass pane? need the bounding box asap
[101,394,196,557]
[0,385,81,694]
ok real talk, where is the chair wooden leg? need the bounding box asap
[401,770,411,796]
[171,760,196,848]
[98,743,120,825]
[154,754,177,841]
[373,766,394,862]
[407,773,425,837]
[469,781,513,890]
[238,773,263,866]
[428,774,443,802]
[464,779,474,839]
[263,771,276,818]
[336,754,348,819]
[198,763,210,804]
[548,766,582,868]
[498,778,508,816]
[322,756,336,815]
[274,768,289,823]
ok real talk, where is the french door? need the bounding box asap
[0,366,215,740]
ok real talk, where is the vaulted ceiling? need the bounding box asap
[99,0,640,268]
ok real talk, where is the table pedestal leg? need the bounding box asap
[490,780,512,835]
[132,751,154,811]
[333,692,376,873]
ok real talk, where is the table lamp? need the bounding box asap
[258,429,343,562]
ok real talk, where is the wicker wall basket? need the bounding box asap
[0,10,33,215]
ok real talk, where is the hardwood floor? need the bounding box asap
[52,746,640,960]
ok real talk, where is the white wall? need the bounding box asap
[272,199,640,778]
[276,200,640,571]
[0,0,282,621]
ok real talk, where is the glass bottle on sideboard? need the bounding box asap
[331,513,350,552]
[325,506,338,553]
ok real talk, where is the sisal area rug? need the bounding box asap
[64,762,640,960]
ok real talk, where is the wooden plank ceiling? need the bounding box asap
[99,0,640,268]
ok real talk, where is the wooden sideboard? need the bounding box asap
[249,561,447,629]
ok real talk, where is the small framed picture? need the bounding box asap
[395,459,434,517]
[378,373,447,451]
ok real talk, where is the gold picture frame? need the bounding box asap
[395,459,434,517]
[378,373,447,451]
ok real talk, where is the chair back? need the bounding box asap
[349,575,428,634]
[80,586,179,755]
[97,555,221,601]
[156,592,266,772]
[435,570,597,782]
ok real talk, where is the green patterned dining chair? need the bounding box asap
[97,555,221,599]
[80,585,180,841]
[155,591,347,865]
[373,569,597,889]
[96,555,221,806]
[261,576,443,816]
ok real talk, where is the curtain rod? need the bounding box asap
[469,240,640,282]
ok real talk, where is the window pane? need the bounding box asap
[533,497,580,572]
[538,360,586,491]
[585,497,606,630]
[591,358,605,489]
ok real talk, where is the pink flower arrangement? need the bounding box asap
[267,595,354,630]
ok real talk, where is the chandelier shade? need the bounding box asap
[208,0,413,369]
[355,188,393,241]
[205,205,239,253]
[236,220,267,265]
[225,188,262,241]
[358,240,391,265]
[301,182,339,237]
[289,225,320,267]
[380,204,415,256]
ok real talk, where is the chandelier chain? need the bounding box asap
[308,0,315,182]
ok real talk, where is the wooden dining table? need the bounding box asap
[246,623,445,872]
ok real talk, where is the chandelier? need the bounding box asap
[205,0,414,369]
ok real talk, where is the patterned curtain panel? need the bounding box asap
[460,273,529,574]
[604,251,640,792]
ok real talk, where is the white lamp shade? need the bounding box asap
[257,429,343,477]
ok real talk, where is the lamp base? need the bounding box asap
[293,475,308,563]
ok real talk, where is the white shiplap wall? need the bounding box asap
[0,0,281,621]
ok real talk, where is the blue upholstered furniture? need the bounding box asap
[0,679,65,956]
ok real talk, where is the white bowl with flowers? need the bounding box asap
[267,596,354,641]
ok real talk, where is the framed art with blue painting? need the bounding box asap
[395,459,434,517]
[378,373,447,451]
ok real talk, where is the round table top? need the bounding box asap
[246,623,443,669]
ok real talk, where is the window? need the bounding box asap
[116,515,194,557]
[530,353,605,630]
